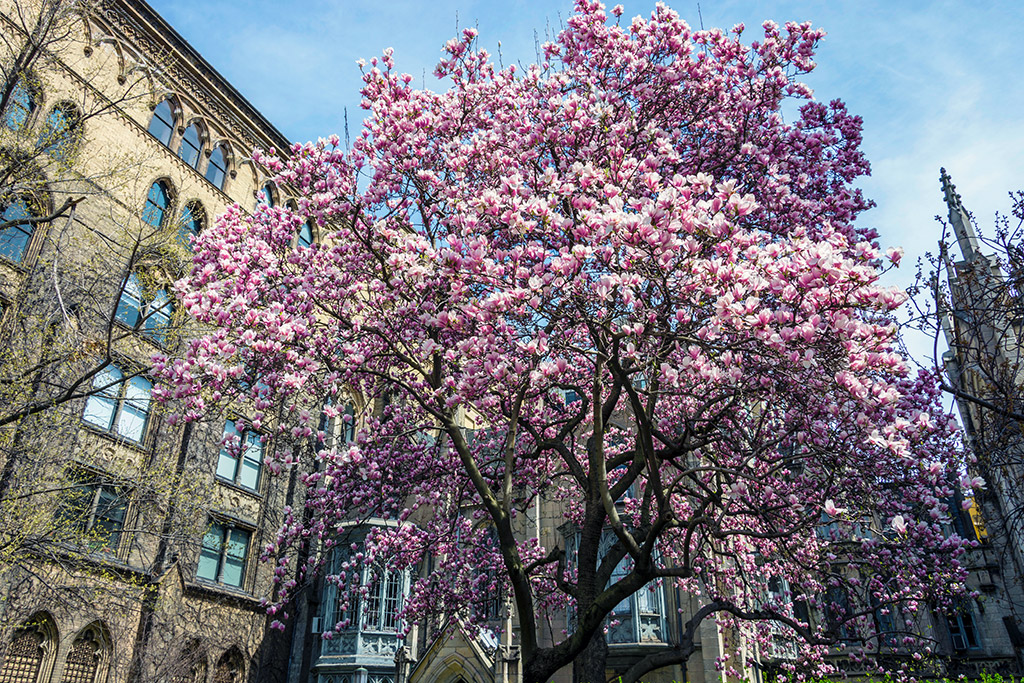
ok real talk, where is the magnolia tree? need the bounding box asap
[159,2,974,681]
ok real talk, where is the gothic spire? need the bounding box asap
[940,167,981,260]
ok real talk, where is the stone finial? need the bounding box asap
[941,167,981,260]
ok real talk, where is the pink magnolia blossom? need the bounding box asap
[157,3,971,681]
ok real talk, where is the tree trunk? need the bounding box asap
[572,629,608,683]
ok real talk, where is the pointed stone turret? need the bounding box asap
[941,167,982,261]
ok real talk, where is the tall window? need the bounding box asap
[142,181,171,228]
[3,81,35,131]
[177,123,203,169]
[216,419,262,491]
[82,365,153,443]
[947,602,982,652]
[205,145,228,189]
[362,570,404,632]
[148,99,175,146]
[59,476,128,552]
[38,103,79,160]
[197,521,250,588]
[0,617,54,683]
[256,183,274,208]
[115,274,173,343]
[566,530,667,645]
[297,221,314,248]
[60,628,104,683]
[178,202,204,248]
[0,199,34,263]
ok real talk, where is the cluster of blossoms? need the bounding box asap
[156,2,974,681]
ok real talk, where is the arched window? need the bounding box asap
[297,221,314,248]
[205,145,228,189]
[0,615,57,683]
[212,649,243,683]
[256,183,274,208]
[3,81,36,131]
[177,123,203,169]
[0,198,34,263]
[178,202,205,248]
[60,625,108,683]
[142,181,171,228]
[148,98,175,146]
[38,103,80,160]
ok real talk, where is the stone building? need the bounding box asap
[0,1,307,682]
[934,169,1024,675]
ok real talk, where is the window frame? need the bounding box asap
[81,364,154,445]
[37,102,81,160]
[3,79,37,131]
[195,519,252,589]
[148,98,176,146]
[114,273,174,344]
[0,197,36,264]
[176,122,204,169]
[215,419,264,493]
[205,144,229,189]
[178,201,205,249]
[142,180,172,229]
[59,474,130,553]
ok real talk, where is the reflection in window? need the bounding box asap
[0,199,34,263]
[197,522,250,588]
[216,419,263,491]
[177,124,202,169]
[205,145,228,189]
[143,181,170,228]
[148,99,175,146]
[82,365,153,443]
[3,81,35,131]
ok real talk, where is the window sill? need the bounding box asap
[214,476,263,500]
[80,423,151,454]
[186,579,262,608]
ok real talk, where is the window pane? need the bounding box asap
[3,81,33,131]
[177,124,202,168]
[58,480,95,532]
[82,366,123,431]
[0,199,33,263]
[38,105,76,159]
[92,486,127,549]
[257,184,273,208]
[143,182,169,228]
[179,204,202,247]
[363,572,381,630]
[216,420,241,482]
[115,274,143,327]
[205,147,226,188]
[197,526,223,582]
[144,289,172,343]
[116,376,152,442]
[298,222,313,248]
[221,528,249,587]
[148,100,174,146]
[238,456,260,491]
[382,572,402,631]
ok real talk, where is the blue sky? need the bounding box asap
[150,0,1024,370]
